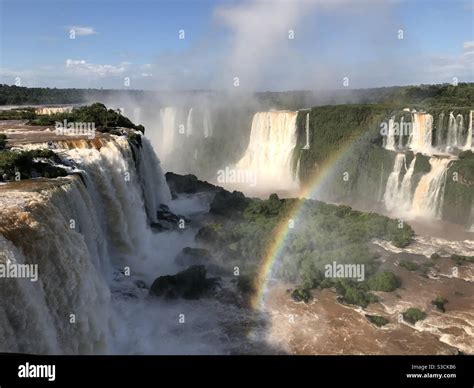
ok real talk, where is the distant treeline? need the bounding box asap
[1,83,472,108]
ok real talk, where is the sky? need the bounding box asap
[0,0,473,91]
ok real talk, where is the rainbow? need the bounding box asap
[250,140,363,309]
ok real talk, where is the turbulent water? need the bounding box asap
[236,111,298,191]
[383,155,451,219]
[0,135,247,354]
[381,108,474,223]
[411,158,451,219]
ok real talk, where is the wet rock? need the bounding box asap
[152,204,190,231]
[175,247,211,267]
[150,265,220,300]
[165,172,219,196]
[290,288,312,303]
[209,189,250,216]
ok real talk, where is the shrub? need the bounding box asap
[403,307,426,324]
[291,288,312,303]
[431,296,448,313]
[367,271,401,292]
[366,314,389,327]
[399,259,420,271]
[0,134,6,150]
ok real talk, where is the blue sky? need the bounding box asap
[0,0,473,90]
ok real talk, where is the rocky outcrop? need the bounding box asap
[150,204,189,231]
[165,172,219,198]
[150,265,220,299]
[209,190,250,216]
[175,247,211,267]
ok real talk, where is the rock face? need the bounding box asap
[175,247,211,267]
[209,190,250,216]
[165,172,219,197]
[151,204,189,231]
[150,265,220,299]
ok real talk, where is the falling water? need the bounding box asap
[465,111,473,150]
[303,113,310,150]
[383,154,406,212]
[411,157,451,219]
[408,113,433,154]
[236,111,298,191]
[385,116,396,151]
[186,108,194,137]
[446,112,459,150]
[159,107,177,158]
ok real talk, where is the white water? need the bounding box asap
[159,107,177,159]
[383,152,452,221]
[398,156,417,211]
[383,154,405,212]
[408,113,433,154]
[186,108,194,137]
[303,113,310,150]
[447,112,459,151]
[0,136,236,354]
[411,157,451,219]
[236,111,298,191]
[465,110,473,151]
[385,116,396,151]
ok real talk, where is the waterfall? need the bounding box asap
[203,108,212,138]
[383,154,406,212]
[436,112,445,150]
[131,137,172,222]
[0,135,172,354]
[398,156,417,211]
[465,111,473,150]
[236,111,298,191]
[186,108,194,137]
[159,107,177,157]
[447,112,459,150]
[411,157,451,219]
[385,116,396,151]
[398,117,405,148]
[302,113,310,150]
[408,113,433,154]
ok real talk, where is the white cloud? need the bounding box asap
[463,41,474,52]
[68,26,97,36]
[65,59,128,77]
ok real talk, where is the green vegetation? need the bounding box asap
[0,107,36,120]
[1,83,472,108]
[367,271,401,292]
[198,193,412,308]
[451,254,474,265]
[431,296,448,313]
[291,288,312,303]
[335,280,379,307]
[403,307,426,324]
[27,103,145,133]
[0,149,67,180]
[0,134,6,150]
[430,253,441,260]
[443,154,474,228]
[399,259,420,271]
[366,314,389,327]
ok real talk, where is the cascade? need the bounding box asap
[302,113,310,150]
[236,111,298,191]
[411,157,451,219]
